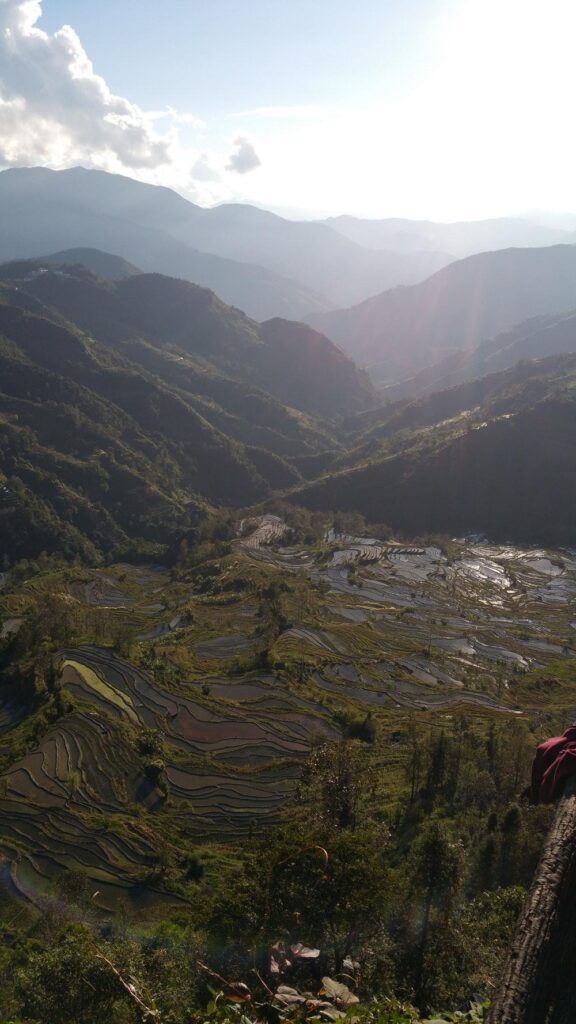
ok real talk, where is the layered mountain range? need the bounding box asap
[386,310,576,401]
[2,167,576,552]
[6,167,576,331]
[322,213,566,257]
[310,244,576,381]
[0,257,372,561]
[0,167,450,320]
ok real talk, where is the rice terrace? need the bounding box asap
[1,513,575,914]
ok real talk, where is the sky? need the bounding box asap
[1,0,575,219]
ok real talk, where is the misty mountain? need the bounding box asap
[0,167,452,317]
[561,227,576,245]
[169,201,452,305]
[385,310,576,401]
[309,245,576,382]
[40,248,142,281]
[0,167,333,322]
[324,214,566,257]
[522,210,576,232]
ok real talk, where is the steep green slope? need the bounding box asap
[344,351,576,444]
[0,260,375,420]
[0,304,285,562]
[0,253,377,562]
[291,354,576,546]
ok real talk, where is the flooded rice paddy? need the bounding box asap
[1,517,576,907]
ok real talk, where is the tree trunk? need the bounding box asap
[486,794,576,1024]
[547,866,576,1024]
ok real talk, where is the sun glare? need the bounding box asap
[234,0,576,220]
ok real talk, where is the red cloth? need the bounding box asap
[530,727,576,804]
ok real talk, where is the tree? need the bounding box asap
[15,926,134,1024]
[486,794,576,1024]
[297,741,370,831]
[497,804,523,887]
[265,828,391,972]
[408,822,462,1006]
[424,731,449,802]
[406,715,423,804]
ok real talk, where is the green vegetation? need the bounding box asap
[292,353,576,547]
[1,509,575,1020]
[2,261,576,566]
[0,260,377,564]
[62,659,140,724]
[2,257,576,1021]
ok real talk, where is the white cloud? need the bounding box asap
[226,135,261,175]
[191,153,220,182]
[234,104,337,120]
[0,0,185,170]
[0,0,264,206]
[4,0,573,219]
[148,106,206,129]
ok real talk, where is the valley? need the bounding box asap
[2,235,576,938]
[3,1,576,1016]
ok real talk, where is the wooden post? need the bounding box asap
[486,794,576,1024]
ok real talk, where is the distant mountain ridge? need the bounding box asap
[169,200,452,305]
[323,214,567,256]
[0,167,333,322]
[0,167,452,319]
[309,245,576,382]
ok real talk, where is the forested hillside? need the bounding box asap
[292,353,576,546]
[0,260,375,562]
[4,251,576,559]
[0,259,375,419]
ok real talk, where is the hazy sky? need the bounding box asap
[1,0,575,219]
